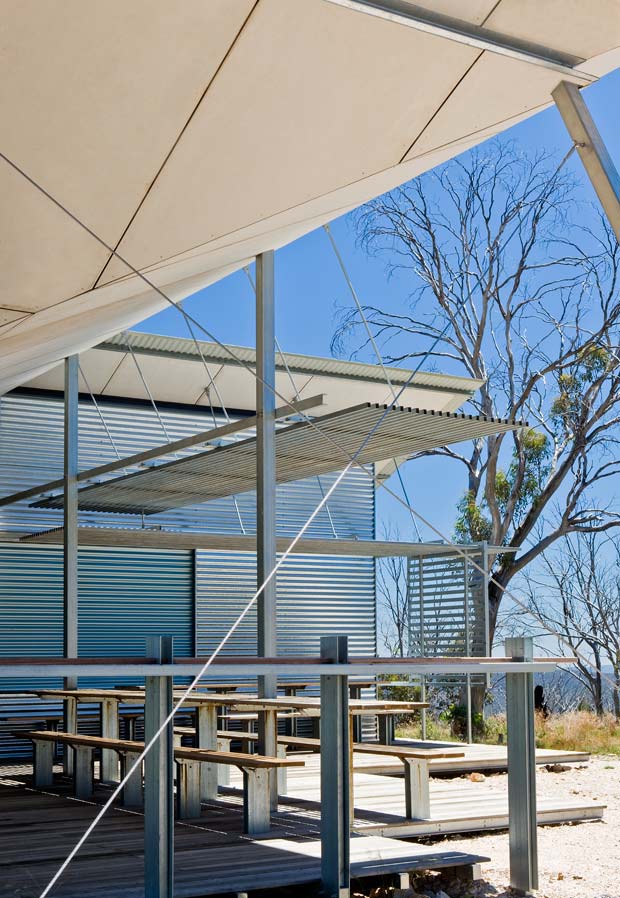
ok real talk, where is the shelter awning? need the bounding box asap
[35,403,521,515]
[1,1,619,393]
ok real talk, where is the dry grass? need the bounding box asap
[535,709,620,755]
[397,710,620,755]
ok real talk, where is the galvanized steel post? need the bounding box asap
[320,635,350,898]
[553,81,620,241]
[63,355,79,679]
[144,635,174,898]
[256,250,278,809]
[63,355,79,775]
[506,635,538,895]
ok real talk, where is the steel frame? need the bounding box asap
[553,81,620,241]
[506,636,538,895]
[1,657,568,678]
[62,356,79,777]
[320,635,351,898]
[322,0,594,81]
[255,251,279,810]
[0,394,323,509]
[144,635,175,898]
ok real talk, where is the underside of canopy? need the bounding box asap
[1,0,619,394]
[34,403,521,515]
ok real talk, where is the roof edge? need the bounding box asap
[101,330,484,396]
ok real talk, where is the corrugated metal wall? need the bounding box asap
[0,391,377,757]
[196,552,376,658]
[0,545,194,757]
[407,550,487,688]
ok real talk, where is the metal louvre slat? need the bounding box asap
[407,548,489,693]
[1,393,370,540]
[37,404,519,515]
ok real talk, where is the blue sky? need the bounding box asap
[137,70,620,544]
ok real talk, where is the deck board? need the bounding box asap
[0,738,603,898]
[0,779,488,898]
[352,738,590,775]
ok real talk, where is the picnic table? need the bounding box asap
[30,688,426,791]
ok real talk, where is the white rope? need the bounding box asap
[78,364,122,462]
[1,148,613,892]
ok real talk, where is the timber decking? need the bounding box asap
[267,753,604,838]
[0,779,488,898]
[352,738,591,775]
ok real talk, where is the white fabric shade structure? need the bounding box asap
[33,403,521,515]
[1,0,619,394]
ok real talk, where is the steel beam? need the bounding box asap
[255,250,278,810]
[506,636,538,895]
[144,636,174,898]
[320,635,350,898]
[553,81,620,241]
[323,0,594,81]
[1,658,571,677]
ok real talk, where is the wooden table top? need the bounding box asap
[30,688,426,715]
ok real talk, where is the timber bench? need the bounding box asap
[174,746,304,832]
[352,743,466,819]
[16,730,305,835]
[208,731,465,820]
[15,731,146,805]
[175,728,463,819]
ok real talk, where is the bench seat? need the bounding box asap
[16,730,305,834]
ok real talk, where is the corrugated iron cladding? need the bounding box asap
[99,331,482,395]
[196,552,376,659]
[0,392,377,755]
[37,403,522,515]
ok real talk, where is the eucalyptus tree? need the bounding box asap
[333,142,620,661]
[524,533,620,716]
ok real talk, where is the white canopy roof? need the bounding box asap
[1,0,619,394]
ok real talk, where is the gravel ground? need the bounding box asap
[413,755,620,898]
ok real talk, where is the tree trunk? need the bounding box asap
[470,568,514,733]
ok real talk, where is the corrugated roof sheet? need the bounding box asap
[100,331,483,394]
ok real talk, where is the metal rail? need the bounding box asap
[323,0,595,81]
[0,657,573,678]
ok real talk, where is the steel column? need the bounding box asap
[144,636,174,898]
[255,250,278,809]
[553,81,620,241]
[506,636,538,895]
[63,355,79,775]
[320,635,350,898]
